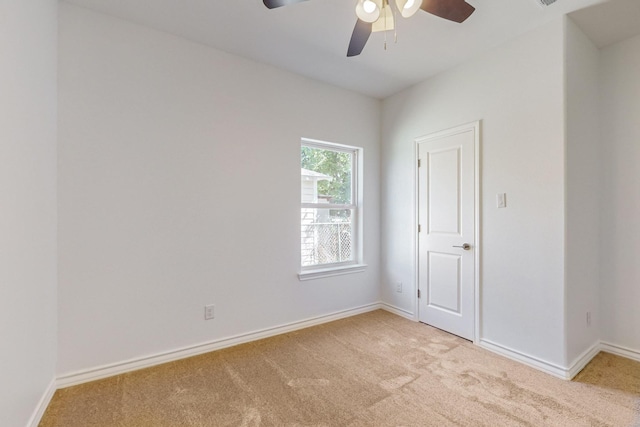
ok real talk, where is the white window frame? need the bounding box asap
[298,138,366,281]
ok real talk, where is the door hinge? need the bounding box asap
[418,289,421,298]
[418,224,421,233]
[418,159,421,168]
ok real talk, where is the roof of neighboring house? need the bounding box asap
[301,168,332,181]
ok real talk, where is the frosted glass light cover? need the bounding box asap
[356,0,382,23]
[396,0,421,18]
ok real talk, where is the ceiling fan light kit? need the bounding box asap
[396,0,421,18]
[372,3,396,32]
[262,0,476,57]
[356,0,383,23]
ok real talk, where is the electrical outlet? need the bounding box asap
[396,282,402,293]
[586,311,591,327]
[205,304,215,320]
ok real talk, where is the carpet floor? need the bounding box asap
[40,310,640,426]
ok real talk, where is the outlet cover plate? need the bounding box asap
[205,304,215,320]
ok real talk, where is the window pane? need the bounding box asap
[301,146,352,204]
[301,208,354,267]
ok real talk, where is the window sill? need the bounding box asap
[298,264,367,281]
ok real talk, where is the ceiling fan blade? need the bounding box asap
[420,0,475,23]
[263,0,310,9]
[347,19,372,57]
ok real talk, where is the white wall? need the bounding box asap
[0,0,58,425]
[599,33,640,353]
[57,3,381,375]
[381,20,568,366]
[564,17,601,365]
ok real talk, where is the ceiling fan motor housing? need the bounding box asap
[264,0,477,57]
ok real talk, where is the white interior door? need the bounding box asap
[418,123,477,341]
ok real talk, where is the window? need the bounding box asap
[299,139,366,280]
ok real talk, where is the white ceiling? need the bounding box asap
[64,0,618,98]
[569,0,640,48]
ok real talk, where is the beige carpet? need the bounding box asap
[41,310,640,426]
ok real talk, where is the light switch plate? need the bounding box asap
[497,193,507,208]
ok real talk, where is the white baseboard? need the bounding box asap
[27,377,57,427]
[45,306,640,412]
[479,339,571,380]
[601,341,640,362]
[56,303,383,389]
[479,340,630,381]
[567,341,601,379]
[380,303,416,321]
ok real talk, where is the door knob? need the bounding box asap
[453,243,471,250]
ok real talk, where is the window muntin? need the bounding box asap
[301,140,359,270]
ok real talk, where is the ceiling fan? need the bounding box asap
[263,0,476,57]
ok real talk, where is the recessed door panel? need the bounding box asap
[427,252,461,314]
[428,148,461,235]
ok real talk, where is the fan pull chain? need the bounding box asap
[384,1,388,50]
[394,30,398,43]
[393,4,398,43]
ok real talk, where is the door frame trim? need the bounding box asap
[413,120,482,344]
